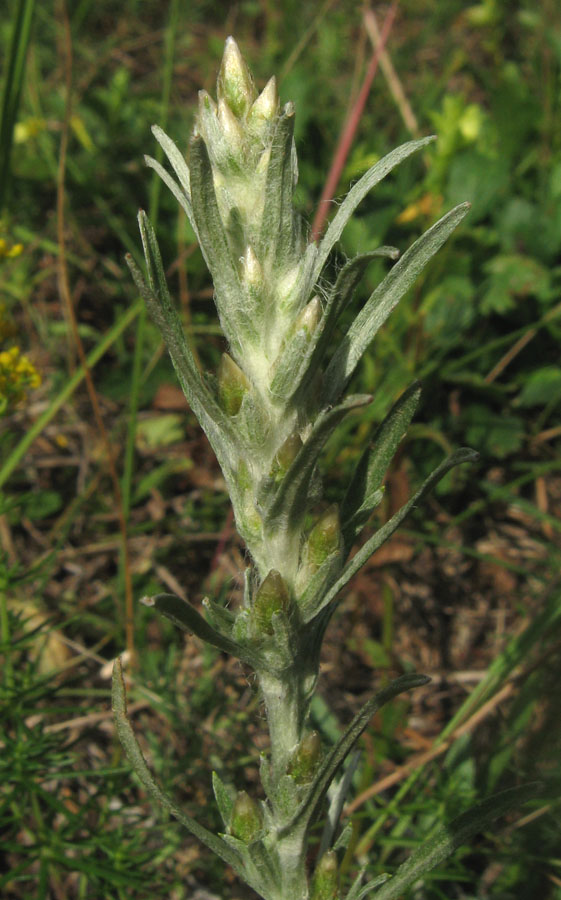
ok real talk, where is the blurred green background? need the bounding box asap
[1,1,560,898]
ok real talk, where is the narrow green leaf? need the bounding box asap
[143,153,194,224]
[264,395,372,535]
[298,550,344,621]
[129,214,239,486]
[319,753,361,857]
[212,771,236,828]
[202,597,236,635]
[340,382,422,548]
[372,784,539,900]
[308,448,479,624]
[293,249,399,406]
[312,136,436,283]
[188,134,251,350]
[269,327,312,400]
[280,674,430,836]
[151,124,191,198]
[141,593,260,668]
[259,105,298,267]
[237,390,271,448]
[111,659,245,876]
[345,867,368,900]
[0,0,36,208]
[324,203,471,405]
[354,875,391,899]
[322,247,399,339]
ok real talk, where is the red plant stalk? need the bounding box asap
[310,0,399,242]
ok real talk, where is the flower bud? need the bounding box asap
[252,569,291,636]
[248,76,279,127]
[217,37,257,119]
[241,244,263,289]
[218,98,245,154]
[229,790,262,843]
[197,90,222,155]
[304,505,342,570]
[294,296,321,336]
[311,851,338,900]
[256,145,271,175]
[270,431,303,481]
[218,353,250,416]
[287,731,321,783]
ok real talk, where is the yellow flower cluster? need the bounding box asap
[0,238,41,414]
[0,237,23,259]
[0,345,41,414]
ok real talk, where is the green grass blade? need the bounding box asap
[0,301,142,491]
[372,784,539,900]
[0,0,36,210]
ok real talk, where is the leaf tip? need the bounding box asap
[457,446,480,464]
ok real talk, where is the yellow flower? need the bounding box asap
[0,345,41,413]
[0,237,23,259]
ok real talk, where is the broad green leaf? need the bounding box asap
[372,784,539,900]
[279,674,430,836]
[323,203,471,405]
[312,136,436,283]
[111,659,246,878]
[308,447,478,624]
[340,382,421,548]
[517,366,561,408]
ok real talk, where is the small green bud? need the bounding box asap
[294,296,321,336]
[217,98,245,153]
[196,91,222,154]
[256,145,271,175]
[304,505,342,570]
[229,790,262,843]
[287,731,321,783]
[217,37,257,119]
[311,851,339,900]
[242,245,263,289]
[271,431,303,480]
[252,569,291,635]
[248,76,279,126]
[218,353,250,416]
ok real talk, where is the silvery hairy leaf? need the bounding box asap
[323,202,471,405]
[340,381,422,548]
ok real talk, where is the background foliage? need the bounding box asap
[1,1,560,898]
